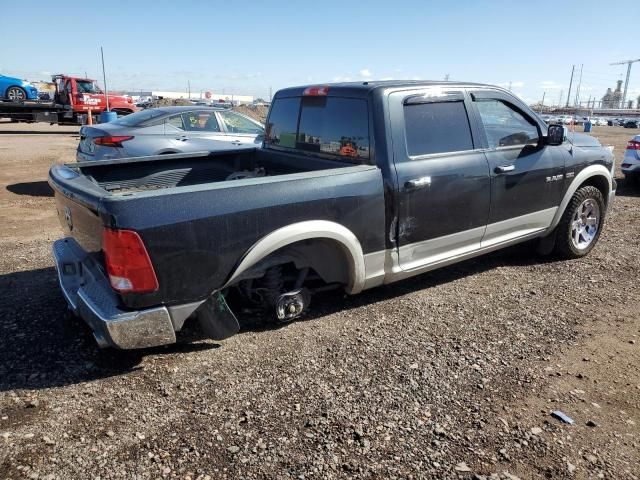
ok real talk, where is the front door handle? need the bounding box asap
[405,176,432,190]
[495,164,515,173]
[175,136,188,141]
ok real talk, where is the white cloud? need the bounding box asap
[498,81,525,89]
[359,69,372,78]
[539,80,563,90]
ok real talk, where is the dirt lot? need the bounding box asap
[0,121,638,480]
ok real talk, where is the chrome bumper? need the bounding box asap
[52,238,177,349]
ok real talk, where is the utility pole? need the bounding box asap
[187,80,191,100]
[508,81,512,91]
[566,65,575,108]
[610,58,640,109]
[100,46,110,112]
[574,64,583,107]
[444,73,450,81]
[269,86,272,101]
[539,92,546,113]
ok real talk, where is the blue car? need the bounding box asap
[0,74,39,102]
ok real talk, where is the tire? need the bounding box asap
[553,185,605,259]
[6,86,26,102]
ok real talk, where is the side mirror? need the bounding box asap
[546,124,565,146]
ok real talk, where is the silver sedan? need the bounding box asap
[77,106,264,161]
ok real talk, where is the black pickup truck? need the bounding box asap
[49,81,616,349]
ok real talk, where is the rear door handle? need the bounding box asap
[495,165,515,173]
[405,176,432,190]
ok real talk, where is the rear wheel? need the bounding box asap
[6,86,26,102]
[553,186,605,258]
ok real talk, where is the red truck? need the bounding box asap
[0,74,136,125]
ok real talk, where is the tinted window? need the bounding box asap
[404,101,473,156]
[165,114,184,130]
[265,97,300,148]
[76,80,100,94]
[112,108,166,126]
[218,111,263,134]
[181,111,220,132]
[297,97,369,161]
[475,99,539,148]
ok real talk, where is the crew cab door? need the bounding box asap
[468,90,565,246]
[389,88,490,271]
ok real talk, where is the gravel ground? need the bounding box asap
[0,122,638,480]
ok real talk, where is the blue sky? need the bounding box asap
[1,0,639,104]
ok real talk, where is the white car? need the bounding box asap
[621,135,640,181]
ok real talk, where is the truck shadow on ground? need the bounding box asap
[236,241,554,332]
[0,242,553,393]
[614,177,640,198]
[6,181,54,197]
[0,266,218,393]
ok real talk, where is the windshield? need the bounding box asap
[76,80,101,94]
[112,109,166,127]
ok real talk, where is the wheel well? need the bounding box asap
[578,175,610,204]
[232,238,352,288]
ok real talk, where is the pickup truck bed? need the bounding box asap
[50,147,385,347]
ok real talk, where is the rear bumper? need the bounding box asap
[621,159,640,175]
[52,237,177,349]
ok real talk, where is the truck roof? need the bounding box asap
[274,80,495,99]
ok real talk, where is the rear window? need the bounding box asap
[266,96,370,162]
[404,101,473,156]
[112,109,166,127]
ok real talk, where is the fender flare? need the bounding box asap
[224,220,366,294]
[548,164,612,231]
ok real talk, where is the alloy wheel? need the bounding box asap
[571,198,600,250]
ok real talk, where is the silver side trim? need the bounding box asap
[362,209,557,288]
[481,207,556,248]
[225,220,367,294]
[548,165,612,231]
[398,225,486,271]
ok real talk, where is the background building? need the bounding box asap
[124,90,254,105]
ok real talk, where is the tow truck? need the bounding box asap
[0,74,136,125]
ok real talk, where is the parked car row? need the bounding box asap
[539,114,639,128]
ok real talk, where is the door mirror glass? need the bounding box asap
[546,124,565,146]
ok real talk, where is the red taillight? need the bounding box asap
[126,97,132,103]
[626,140,640,150]
[102,228,158,293]
[93,135,134,147]
[303,86,329,96]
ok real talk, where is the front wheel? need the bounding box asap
[6,86,26,102]
[554,186,605,258]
